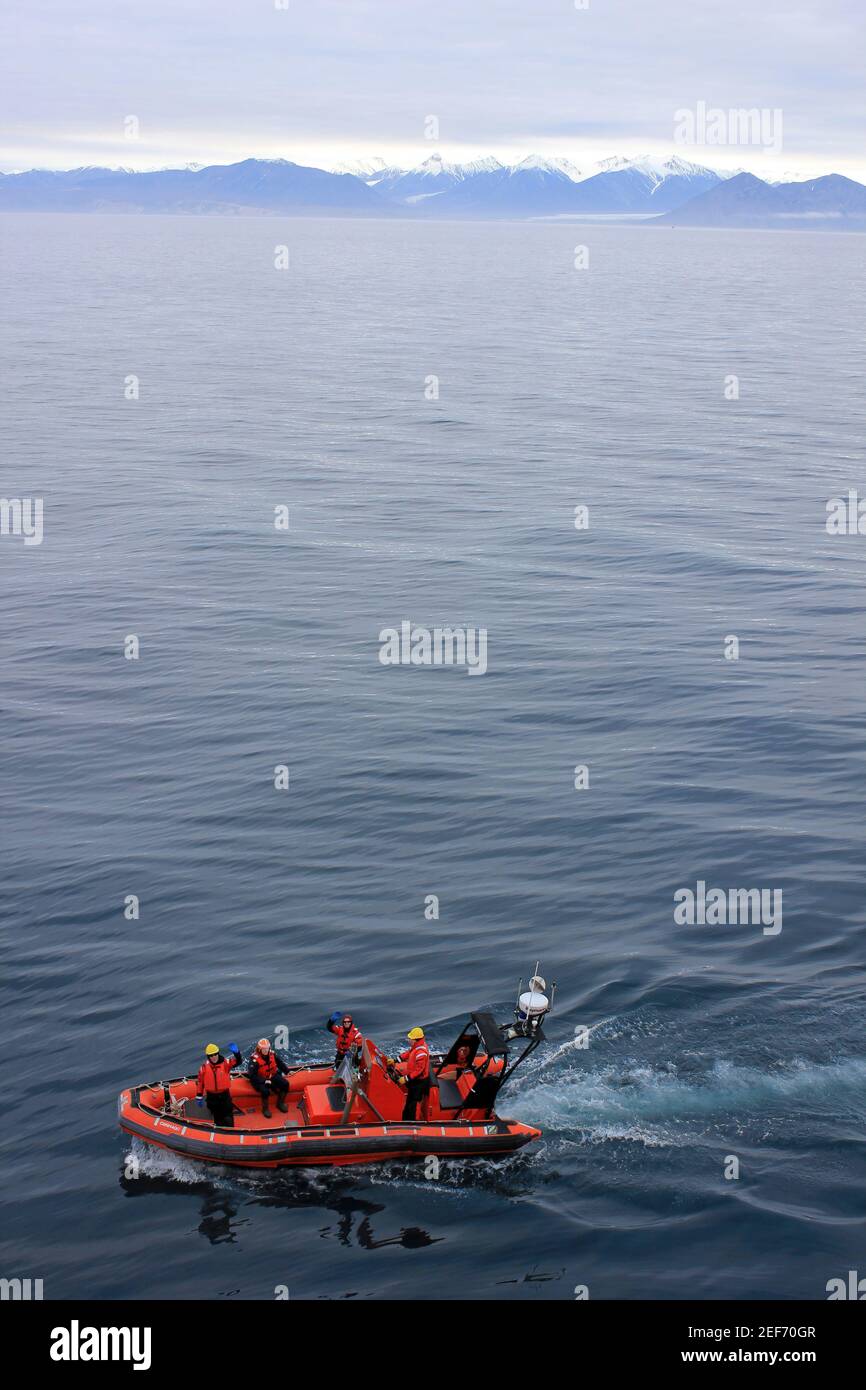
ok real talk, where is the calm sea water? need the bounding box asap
[1,213,864,1301]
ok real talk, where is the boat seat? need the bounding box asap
[431,1076,464,1110]
[181,1098,249,1121]
[303,1084,348,1124]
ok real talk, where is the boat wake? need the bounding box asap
[507,1055,866,1146]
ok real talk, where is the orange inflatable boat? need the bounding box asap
[119,981,555,1170]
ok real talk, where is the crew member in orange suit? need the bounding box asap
[248,1037,290,1118]
[399,1027,431,1120]
[329,1013,364,1073]
[195,1042,242,1127]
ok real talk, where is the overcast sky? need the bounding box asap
[2,0,864,179]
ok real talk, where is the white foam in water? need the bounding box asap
[367,1164,476,1195]
[126,1138,231,1186]
[507,1056,866,1145]
[534,1017,620,1072]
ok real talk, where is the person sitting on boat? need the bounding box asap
[329,1012,364,1073]
[195,1042,242,1128]
[398,1027,431,1120]
[247,1037,290,1118]
[437,1042,472,1078]
[454,1043,473,1075]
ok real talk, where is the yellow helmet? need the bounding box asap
[205,1042,219,1055]
[407,1027,425,1041]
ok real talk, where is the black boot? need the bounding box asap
[261,1093,272,1119]
[276,1093,288,1113]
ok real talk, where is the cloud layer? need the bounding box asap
[2,0,863,177]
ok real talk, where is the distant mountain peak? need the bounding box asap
[460,155,505,176]
[415,152,451,176]
[652,167,866,227]
[511,153,583,181]
[330,156,389,178]
[594,154,636,173]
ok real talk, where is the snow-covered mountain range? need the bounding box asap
[336,152,725,213]
[1,152,863,228]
